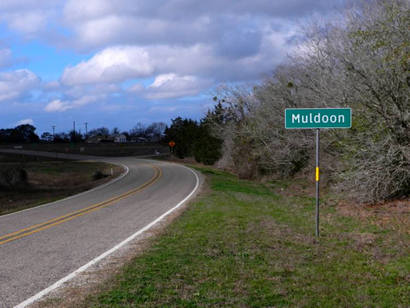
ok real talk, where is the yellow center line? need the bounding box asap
[0,165,162,246]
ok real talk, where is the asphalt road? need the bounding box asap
[0,150,201,307]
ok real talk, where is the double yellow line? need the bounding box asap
[0,165,162,246]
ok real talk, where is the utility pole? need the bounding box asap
[52,125,57,158]
[71,121,76,144]
[84,122,88,137]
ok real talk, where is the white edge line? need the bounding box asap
[1,164,129,218]
[15,165,200,308]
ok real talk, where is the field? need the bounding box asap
[0,142,169,157]
[0,153,123,215]
[55,165,408,307]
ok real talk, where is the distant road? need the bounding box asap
[0,150,201,307]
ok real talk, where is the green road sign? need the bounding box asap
[284,107,352,236]
[285,108,351,129]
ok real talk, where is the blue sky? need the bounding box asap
[0,0,352,135]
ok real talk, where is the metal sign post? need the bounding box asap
[315,129,320,237]
[285,108,351,237]
[168,140,176,153]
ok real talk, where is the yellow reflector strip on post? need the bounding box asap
[316,167,320,182]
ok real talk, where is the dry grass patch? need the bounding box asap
[0,154,124,215]
[338,199,409,233]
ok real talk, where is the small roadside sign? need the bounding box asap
[285,108,351,129]
[285,107,352,237]
[168,141,176,148]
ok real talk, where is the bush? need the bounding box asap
[193,131,222,165]
[338,140,410,203]
[0,167,28,190]
[92,170,107,180]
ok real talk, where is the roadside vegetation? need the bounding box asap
[164,116,223,165]
[0,153,123,215]
[158,0,409,204]
[202,0,409,204]
[64,166,407,307]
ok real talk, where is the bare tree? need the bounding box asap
[209,0,409,202]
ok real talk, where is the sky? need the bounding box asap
[0,0,353,135]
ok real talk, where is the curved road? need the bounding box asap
[0,150,201,307]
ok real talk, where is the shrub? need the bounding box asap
[0,167,28,190]
[92,170,107,180]
[193,130,222,165]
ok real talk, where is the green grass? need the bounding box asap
[81,166,409,307]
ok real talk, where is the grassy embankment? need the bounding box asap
[0,153,123,215]
[78,166,408,307]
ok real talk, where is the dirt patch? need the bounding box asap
[336,199,409,263]
[337,199,409,235]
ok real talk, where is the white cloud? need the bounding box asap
[4,12,47,35]
[44,99,72,112]
[0,0,56,10]
[63,0,114,22]
[16,118,34,126]
[60,46,154,85]
[132,73,211,99]
[43,80,61,90]
[0,69,40,102]
[59,32,297,89]
[0,0,352,119]
[44,79,121,112]
[0,1,60,37]
[61,0,348,50]
[60,44,222,86]
[44,91,110,112]
[148,44,217,77]
[0,48,13,68]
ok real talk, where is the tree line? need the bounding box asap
[0,125,40,143]
[0,120,223,166]
[164,110,223,165]
[42,122,168,143]
[0,122,169,144]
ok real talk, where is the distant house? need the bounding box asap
[130,137,148,143]
[86,135,118,143]
[113,134,127,143]
[86,136,102,143]
[100,137,114,143]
